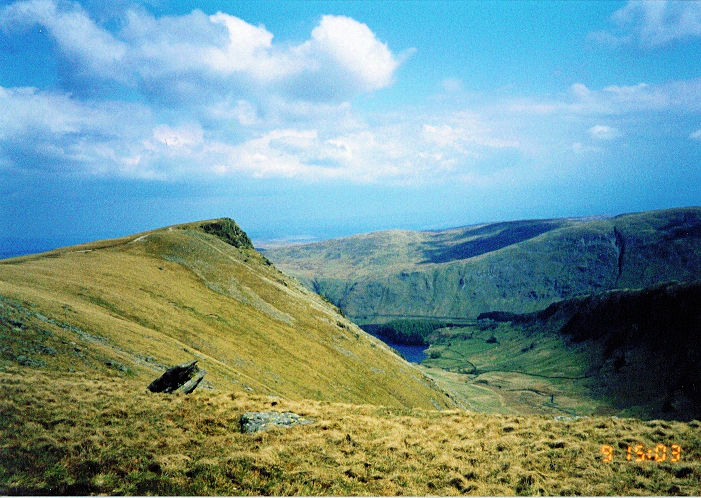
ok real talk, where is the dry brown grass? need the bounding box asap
[1,368,700,496]
[0,221,451,410]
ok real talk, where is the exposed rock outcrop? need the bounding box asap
[239,411,314,433]
[147,360,206,394]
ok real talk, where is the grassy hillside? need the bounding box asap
[417,281,701,421]
[1,219,700,495]
[264,207,701,322]
[2,368,700,495]
[0,219,452,410]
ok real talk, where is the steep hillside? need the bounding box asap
[265,207,701,322]
[497,280,701,420]
[0,219,452,409]
[420,281,701,421]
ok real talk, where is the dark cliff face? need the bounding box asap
[486,281,701,420]
[555,282,699,344]
[200,219,253,249]
[561,281,701,420]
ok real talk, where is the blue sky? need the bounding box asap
[1,0,700,253]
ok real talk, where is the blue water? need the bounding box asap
[0,237,83,259]
[0,241,50,259]
[388,341,428,363]
[366,332,427,363]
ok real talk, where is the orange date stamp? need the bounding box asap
[601,444,682,462]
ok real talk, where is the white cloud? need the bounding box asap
[423,124,464,149]
[206,98,261,126]
[2,1,700,189]
[0,85,501,184]
[572,142,601,155]
[422,122,519,151]
[306,15,399,92]
[509,79,701,116]
[570,83,592,99]
[0,1,402,103]
[152,125,204,149]
[5,74,698,186]
[0,86,166,178]
[1,0,127,79]
[208,128,409,183]
[591,1,701,47]
[0,86,151,141]
[588,124,621,141]
[691,129,701,141]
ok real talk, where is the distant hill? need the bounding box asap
[265,207,701,322]
[0,219,452,410]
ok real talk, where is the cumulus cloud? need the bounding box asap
[306,15,399,92]
[590,1,701,47]
[0,85,516,183]
[691,129,701,141]
[3,74,698,185]
[0,86,162,177]
[0,0,401,102]
[205,123,506,184]
[588,125,621,141]
[1,1,699,188]
[151,125,204,150]
[1,0,127,79]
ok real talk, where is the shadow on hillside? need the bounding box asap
[482,281,701,420]
[420,221,560,264]
[660,214,701,241]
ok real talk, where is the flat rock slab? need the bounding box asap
[240,411,314,433]
[148,360,206,394]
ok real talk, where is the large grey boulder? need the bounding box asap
[147,360,206,394]
[240,411,314,433]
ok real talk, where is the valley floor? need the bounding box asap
[1,367,700,496]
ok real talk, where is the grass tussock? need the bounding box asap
[1,368,700,496]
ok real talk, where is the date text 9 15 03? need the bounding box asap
[601,444,681,463]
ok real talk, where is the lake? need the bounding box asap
[385,340,427,363]
[362,328,427,363]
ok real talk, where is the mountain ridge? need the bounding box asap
[265,206,701,322]
[2,217,701,495]
[0,218,452,409]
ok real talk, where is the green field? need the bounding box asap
[376,281,701,422]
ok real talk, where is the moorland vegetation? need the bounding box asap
[0,219,451,409]
[2,368,700,495]
[1,214,700,495]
